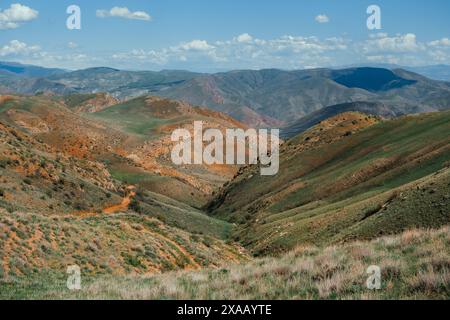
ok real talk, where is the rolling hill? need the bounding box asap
[0,94,250,278]
[1,65,450,299]
[1,92,449,299]
[0,61,66,78]
[87,95,246,207]
[343,63,450,82]
[207,110,450,255]
[2,64,450,128]
[0,66,200,99]
[158,67,450,127]
[281,101,393,139]
[0,94,246,208]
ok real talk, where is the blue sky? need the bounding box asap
[1,0,450,71]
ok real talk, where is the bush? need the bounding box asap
[74,202,88,211]
[362,204,382,219]
[129,199,143,213]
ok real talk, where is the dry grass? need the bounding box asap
[3,226,449,300]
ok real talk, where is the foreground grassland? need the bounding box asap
[2,227,449,300]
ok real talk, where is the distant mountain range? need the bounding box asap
[2,61,450,129]
[0,61,66,78]
[340,63,450,82]
[159,67,450,127]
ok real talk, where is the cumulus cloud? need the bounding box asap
[0,40,40,57]
[179,40,215,51]
[236,33,253,43]
[111,34,348,69]
[362,33,423,53]
[361,33,450,66]
[108,32,450,70]
[0,3,38,30]
[96,7,151,21]
[427,50,449,62]
[4,32,450,71]
[428,38,450,47]
[315,14,329,23]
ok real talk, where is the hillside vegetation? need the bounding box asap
[1,91,449,300]
[0,94,245,207]
[208,111,450,255]
[0,94,249,278]
[2,227,448,300]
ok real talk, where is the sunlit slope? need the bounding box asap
[0,95,239,236]
[0,95,245,207]
[89,95,246,207]
[0,96,249,277]
[208,111,450,254]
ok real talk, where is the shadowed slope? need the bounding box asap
[208,111,450,254]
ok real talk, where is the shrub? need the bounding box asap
[362,204,382,219]
[74,202,88,211]
[129,199,143,213]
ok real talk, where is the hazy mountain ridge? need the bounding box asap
[341,63,450,82]
[160,67,450,127]
[0,61,66,78]
[2,62,450,128]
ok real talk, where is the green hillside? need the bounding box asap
[208,111,450,254]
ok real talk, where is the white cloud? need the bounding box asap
[113,49,169,65]
[108,32,450,70]
[5,33,450,71]
[315,14,329,23]
[111,34,348,70]
[428,38,450,47]
[0,3,38,30]
[427,50,449,62]
[362,33,423,53]
[179,40,215,51]
[369,32,388,39]
[236,33,253,43]
[0,40,40,57]
[96,7,151,21]
[361,34,450,66]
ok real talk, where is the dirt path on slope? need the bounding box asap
[75,186,136,218]
[103,186,136,214]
